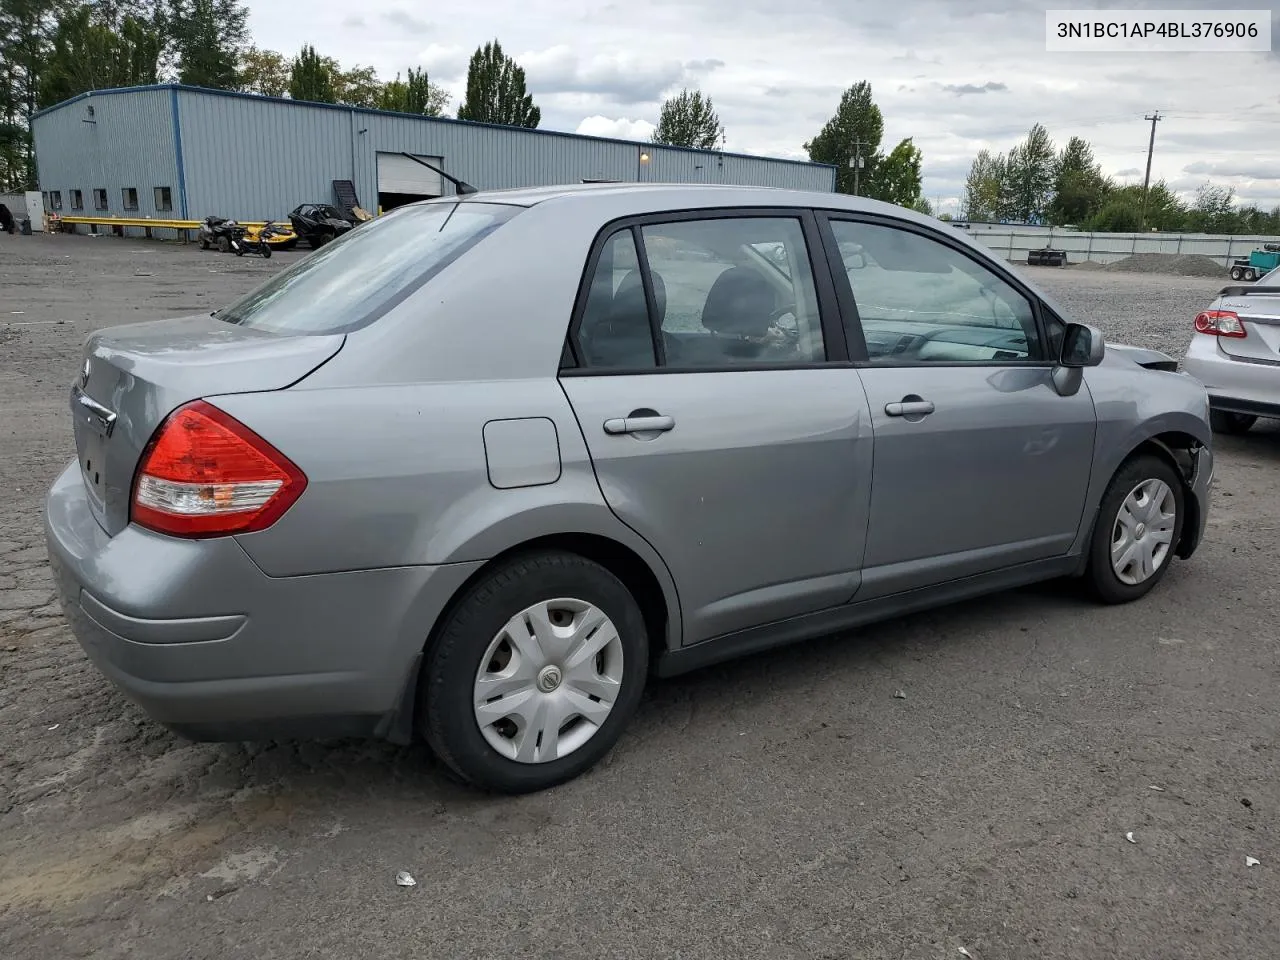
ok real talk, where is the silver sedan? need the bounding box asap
[1181,264,1280,434]
[46,184,1214,793]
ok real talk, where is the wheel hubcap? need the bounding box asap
[473,598,624,764]
[1111,478,1177,586]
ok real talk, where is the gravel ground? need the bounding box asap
[2,235,1279,960]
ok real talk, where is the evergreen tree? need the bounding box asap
[651,88,723,149]
[168,0,247,90]
[804,81,884,195]
[456,39,539,128]
[289,43,335,103]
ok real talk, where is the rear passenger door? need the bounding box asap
[822,213,1097,599]
[559,210,874,646]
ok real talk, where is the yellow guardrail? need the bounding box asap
[59,216,272,230]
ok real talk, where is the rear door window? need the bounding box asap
[217,201,521,335]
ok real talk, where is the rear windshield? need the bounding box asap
[217,201,522,335]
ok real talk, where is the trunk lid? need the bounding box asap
[71,313,343,536]
[1216,288,1280,363]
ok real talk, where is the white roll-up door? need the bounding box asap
[377,153,444,196]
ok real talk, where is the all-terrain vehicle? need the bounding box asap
[288,203,354,249]
[198,216,248,254]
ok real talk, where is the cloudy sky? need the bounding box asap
[246,0,1280,213]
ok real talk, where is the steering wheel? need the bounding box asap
[769,305,800,342]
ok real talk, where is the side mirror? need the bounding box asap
[1059,322,1105,367]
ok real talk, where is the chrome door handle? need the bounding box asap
[603,415,675,435]
[885,400,935,417]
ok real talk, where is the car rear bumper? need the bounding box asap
[1181,337,1280,418]
[44,460,483,742]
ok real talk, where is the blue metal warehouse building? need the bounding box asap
[31,84,836,227]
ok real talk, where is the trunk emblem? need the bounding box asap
[80,358,91,387]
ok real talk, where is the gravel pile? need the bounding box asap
[1071,253,1225,278]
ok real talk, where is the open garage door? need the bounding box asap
[377,153,444,211]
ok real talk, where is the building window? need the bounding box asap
[154,186,173,213]
[94,188,108,211]
[70,189,84,210]
[123,187,138,211]
[49,191,63,211]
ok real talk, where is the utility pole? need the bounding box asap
[1139,111,1162,231]
[849,140,870,196]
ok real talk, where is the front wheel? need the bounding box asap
[1230,266,1243,281]
[217,235,230,253]
[260,245,272,259]
[1210,410,1256,435]
[1085,454,1185,604]
[420,551,650,793]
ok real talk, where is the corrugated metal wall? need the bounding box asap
[642,145,835,192]
[33,86,837,225]
[177,91,353,220]
[33,88,179,224]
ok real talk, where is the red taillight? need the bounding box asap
[131,400,307,538]
[1195,309,1247,338]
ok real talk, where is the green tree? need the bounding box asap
[289,43,336,103]
[651,88,723,150]
[168,0,246,90]
[1186,182,1237,233]
[804,80,883,195]
[378,66,448,116]
[456,39,540,128]
[1086,181,1185,232]
[963,148,1006,221]
[39,4,162,107]
[0,0,71,189]
[334,63,381,108]
[1004,123,1056,222]
[1048,136,1110,225]
[239,45,289,97]
[870,137,923,207]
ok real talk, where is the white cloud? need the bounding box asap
[242,0,1280,207]
[575,115,656,141]
[416,43,470,80]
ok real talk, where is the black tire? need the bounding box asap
[420,551,650,794]
[1230,266,1243,281]
[199,236,210,250]
[261,246,272,259]
[1210,410,1256,435]
[307,235,324,250]
[216,235,230,253]
[1245,269,1258,282]
[1085,454,1185,604]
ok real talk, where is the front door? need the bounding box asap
[560,212,873,645]
[825,215,1098,599]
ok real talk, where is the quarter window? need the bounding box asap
[830,219,1042,364]
[574,216,827,371]
[575,230,656,369]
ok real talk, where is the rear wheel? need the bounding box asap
[420,551,649,794]
[216,235,230,253]
[1085,454,1184,604]
[1230,266,1243,280]
[1210,410,1256,435]
[1245,268,1258,282]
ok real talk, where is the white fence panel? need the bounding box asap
[958,227,1280,268]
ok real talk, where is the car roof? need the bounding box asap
[454,181,907,217]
